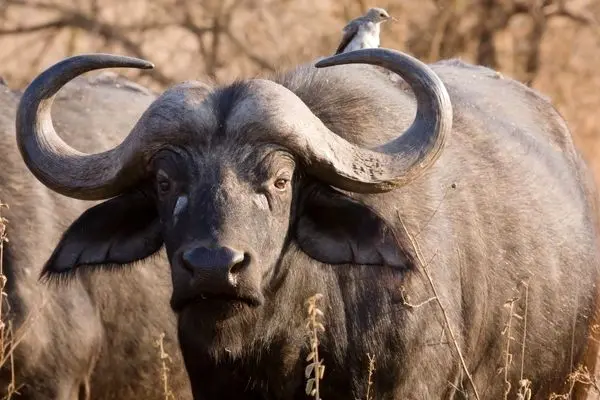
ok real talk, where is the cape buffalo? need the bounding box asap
[0,74,192,398]
[13,49,600,399]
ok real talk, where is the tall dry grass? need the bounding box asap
[305,293,325,400]
[155,332,175,400]
[0,202,18,399]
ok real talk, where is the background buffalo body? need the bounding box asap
[0,75,192,399]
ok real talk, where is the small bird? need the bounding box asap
[334,7,392,55]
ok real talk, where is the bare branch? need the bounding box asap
[5,0,72,14]
[224,29,275,71]
[0,19,73,35]
[31,28,61,74]
[0,19,173,36]
[544,3,597,25]
[3,0,175,86]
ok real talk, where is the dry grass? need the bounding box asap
[154,332,175,400]
[364,353,376,400]
[500,280,532,400]
[398,213,481,399]
[0,203,46,399]
[549,365,600,399]
[519,282,530,400]
[503,296,519,398]
[0,202,18,400]
[305,293,325,400]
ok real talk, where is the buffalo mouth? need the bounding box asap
[170,290,263,313]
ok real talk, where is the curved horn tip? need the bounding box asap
[132,57,155,70]
[97,53,155,70]
[314,47,402,69]
[139,61,155,70]
[64,53,155,70]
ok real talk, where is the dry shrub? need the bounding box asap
[549,365,600,399]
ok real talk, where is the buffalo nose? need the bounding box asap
[181,246,246,285]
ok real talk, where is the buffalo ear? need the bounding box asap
[42,190,163,278]
[295,184,409,268]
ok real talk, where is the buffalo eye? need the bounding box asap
[158,180,171,193]
[156,170,172,195]
[273,178,288,191]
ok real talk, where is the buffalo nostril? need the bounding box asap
[230,252,250,275]
[229,250,245,268]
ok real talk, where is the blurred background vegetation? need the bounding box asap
[0,0,599,175]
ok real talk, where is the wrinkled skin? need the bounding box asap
[17,53,600,399]
[0,75,193,399]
